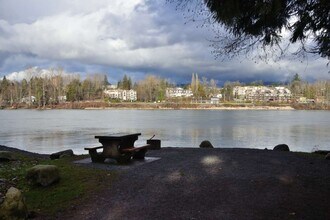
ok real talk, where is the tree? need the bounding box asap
[136,75,168,102]
[82,79,94,100]
[290,73,303,98]
[21,79,28,99]
[84,73,107,100]
[0,76,10,104]
[249,80,264,86]
[103,75,110,88]
[190,73,200,96]
[191,73,196,94]
[66,79,82,102]
[209,79,218,95]
[293,73,301,82]
[25,67,35,107]
[222,81,241,101]
[170,0,330,60]
[118,75,132,90]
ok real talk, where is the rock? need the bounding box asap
[0,187,28,220]
[199,140,214,148]
[0,151,17,162]
[325,153,330,160]
[0,179,11,198]
[50,149,74,160]
[26,165,60,186]
[273,144,290,152]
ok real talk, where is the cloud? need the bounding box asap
[0,0,328,85]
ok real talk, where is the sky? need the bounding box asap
[0,0,329,85]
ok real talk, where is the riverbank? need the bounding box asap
[1,145,330,219]
[2,101,329,110]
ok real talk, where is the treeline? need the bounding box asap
[1,67,329,108]
[0,67,109,108]
[0,67,174,107]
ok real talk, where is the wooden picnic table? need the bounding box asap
[85,133,149,164]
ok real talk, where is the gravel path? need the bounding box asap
[60,148,330,220]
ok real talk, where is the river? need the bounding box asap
[0,109,329,154]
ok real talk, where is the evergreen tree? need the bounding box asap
[66,79,82,102]
[172,0,330,60]
[0,76,10,103]
[103,75,109,87]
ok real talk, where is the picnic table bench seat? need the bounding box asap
[84,146,106,163]
[120,144,150,159]
[84,144,150,164]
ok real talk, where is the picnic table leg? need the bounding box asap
[116,154,132,164]
[88,149,105,163]
[133,148,147,160]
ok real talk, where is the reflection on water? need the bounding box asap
[0,109,329,154]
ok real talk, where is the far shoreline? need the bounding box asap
[83,106,295,110]
[1,101,329,110]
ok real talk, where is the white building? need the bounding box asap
[233,86,292,102]
[104,89,137,101]
[210,97,220,104]
[166,87,193,98]
[21,96,36,104]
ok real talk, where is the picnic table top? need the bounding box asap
[95,133,141,140]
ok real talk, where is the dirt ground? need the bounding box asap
[56,147,330,220]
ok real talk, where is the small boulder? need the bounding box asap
[0,151,17,162]
[325,153,330,160]
[50,149,74,160]
[26,165,60,186]
[273,144,290,152]
[199,140,214,148]
[0,187,28,220]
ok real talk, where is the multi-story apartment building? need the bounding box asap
[104,89,137,101]
[233,86,292,102]
[166,87,193,98]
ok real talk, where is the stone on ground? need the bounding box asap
[0,187,28,220]
[273,144,290,152]
[26,165,60,186]
[199,140,214,148]
[50,149,74,160]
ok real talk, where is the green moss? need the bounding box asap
[0,153,116,216]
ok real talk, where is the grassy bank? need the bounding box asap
[0,152,116,217]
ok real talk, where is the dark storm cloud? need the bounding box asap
[0,0,328,84]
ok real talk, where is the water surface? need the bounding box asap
[0,109,329,154]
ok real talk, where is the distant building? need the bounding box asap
[298,97,315,104]
[233,86,292,102]
[214,93,222,99]
[104,89,137,101]
[58,96,67,102]
[21,96,36,104]
[166,87,193,98]
[106,84,117,90]
[210,97,220,104]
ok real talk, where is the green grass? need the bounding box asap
[0,153,117,216]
